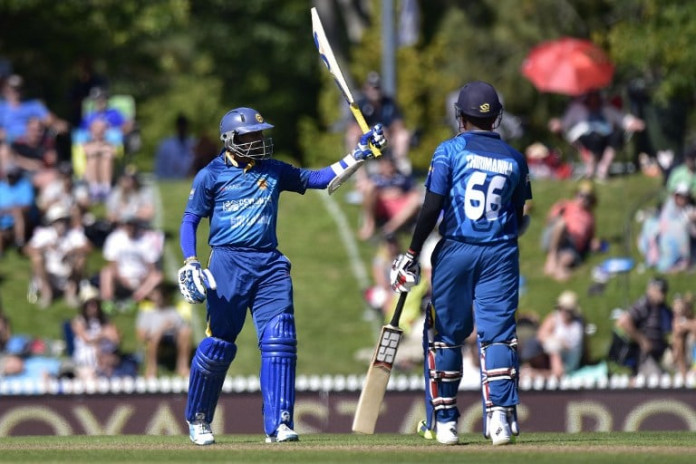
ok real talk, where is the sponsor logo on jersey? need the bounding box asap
[257,178,268,190]
[222,196,270,212]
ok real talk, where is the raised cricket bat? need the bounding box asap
[352,292,408,434]
[311,7,381,195]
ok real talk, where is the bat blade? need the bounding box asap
[352,293,408,434]
[311,7,381,155]
[352,325,403,434]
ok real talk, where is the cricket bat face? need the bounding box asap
[352,325,403,434]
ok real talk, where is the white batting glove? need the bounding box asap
[352,123,387,161]
[390,250,421,293]
[177,259,217,304]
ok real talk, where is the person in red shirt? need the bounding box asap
[542,180,600,280]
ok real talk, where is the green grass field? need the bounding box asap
[0,171,693,376]
[0,432,695,463]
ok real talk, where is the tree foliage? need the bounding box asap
[1,0,695,170]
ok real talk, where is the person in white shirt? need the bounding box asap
[99,215,164,309]
[25,204,91,308]
[536,290,585,377]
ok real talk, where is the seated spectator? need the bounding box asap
[548,91,645,181]
[671,292,696,376]
[25,204,91,308]
[82,117,118,201]
[79,86,132,136]
[665,147,696,200]
[70,284,122,380]
[136,283,192,378]
[535,290,585,378]
[346,71,411,175]
[542,180,601,281]
[0,74,68,144]
[105,166,155,226]
[36,162,91,229]
[154,113,196,179]
[638,182,696,273]
[0,312,25,377]
[9,116,58,190]
[614,277,672,376]
[99,216,164,311]
[357,155,421,241]
[0,164,35,255]
[525,142,573,181]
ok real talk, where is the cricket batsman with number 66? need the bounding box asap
[390,81,532,446]
[178,107,385,445]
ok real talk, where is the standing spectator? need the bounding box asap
[535,290,585,378]
[0,74,68,144]
[390,81,531,446]
[671,292,696,376]
[665,147,696,200]
[105,166,155,226]
[99,216,164,311]
[542,180,600,281]
[25,204,91,308]
[346,71,411,175]
[548,91,645,181]
[0,164,35,255]
[67,57,108,128]
[70,284,121,380]
[155,114,196,179]
[135,283,192,379]
[82,118,118,201]
[177,107,384,445]
[615,277,672,376]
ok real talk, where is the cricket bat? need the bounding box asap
[352,292,408,434]
[311,7,381,195]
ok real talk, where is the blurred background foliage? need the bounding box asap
[1,0,695,173]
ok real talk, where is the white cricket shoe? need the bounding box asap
[188,420,215,446]
[265,424,299,443]
[487,408,512,446]
[435,420,459,445]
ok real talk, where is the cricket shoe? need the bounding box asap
[486,407,514,446]
[435,420,459,445]
[265,424,299,443]
[188,420,215,446]
[417,420,435,440]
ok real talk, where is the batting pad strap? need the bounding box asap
[432,396,457,411]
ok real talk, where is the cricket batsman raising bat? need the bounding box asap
[311,7,381,194]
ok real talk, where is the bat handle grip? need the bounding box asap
[389,293,408,327]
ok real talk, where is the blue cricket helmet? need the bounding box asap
[219,107,274,159]
[219,107,273,137]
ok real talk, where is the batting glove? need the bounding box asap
[390,250,421,293]
[352,123,387,160]
[177,258,217,304]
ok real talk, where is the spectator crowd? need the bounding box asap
[1,63,695,387]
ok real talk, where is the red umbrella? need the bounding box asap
[521,37,615,96]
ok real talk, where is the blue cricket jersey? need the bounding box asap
[185,154,310,249]
[426,131,532,244]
